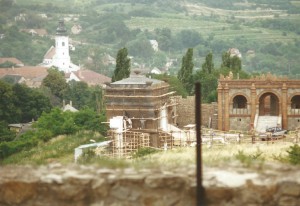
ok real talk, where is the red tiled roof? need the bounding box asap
[0,66,48,79]
[73,69,111,86]
[44,46,56,59]
[0,57,24,66]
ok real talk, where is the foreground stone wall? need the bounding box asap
[0,164,299,206]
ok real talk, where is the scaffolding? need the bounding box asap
[109,130,150,157]
[104,73,179,151]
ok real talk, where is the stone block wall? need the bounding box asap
[230,117,251,131]
[174,96,218,129]
[0,164,299,206]
[287,117,300,131]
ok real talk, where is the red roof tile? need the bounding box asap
[44,46,56,59]
[73,70,111,86]
[0,66,48,79]
[0,57,24,66]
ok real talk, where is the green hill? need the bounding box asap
[1,0,300,76]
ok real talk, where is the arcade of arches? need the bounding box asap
[217,73,300,131]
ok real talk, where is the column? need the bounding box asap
[250,83,256,127]
[217,83,223,131]
[224,83,230,131]
[282,83,288,129]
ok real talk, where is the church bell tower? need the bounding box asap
[52,20,71,73]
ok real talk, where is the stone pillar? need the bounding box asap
[250,83,256,127]
[224,83,230,131]
[282,83,288,129]
[217,83,223,131]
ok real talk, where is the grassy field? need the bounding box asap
[125,15,300,43]
[1,131,105,165]
[16,0,86,6]
[3,131,296,170]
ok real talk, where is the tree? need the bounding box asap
[194,69,218,103]
[176,30,203,49]
[42,68,68,99]
[152,74,188,97]
[12,84,51,122]
[112,48,131,82]
[0,121,15,142]
[34,108,77,136]
[202,52,214,74]
[63,81,92,110]
[127,37,154,58]
[74,108,107,134]
[177,48,194,94]
[221,52,242,74]
[155,28,172,51]
[0,80,19,123]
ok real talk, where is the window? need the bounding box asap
[291,95,300,109]
[233,95,247,109]
[62,42,65,46]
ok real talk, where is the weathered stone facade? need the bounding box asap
[218,73,300,131]
[174,96,218,129]
[0,164,299,206]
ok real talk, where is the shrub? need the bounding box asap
[286,144,300,165]
[132,147,159,158]
[235,148,264,167]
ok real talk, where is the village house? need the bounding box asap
[0,57,24,67]
[149,40,159,52]
[0,66,48,88]
[66,69,111,87]
[71,24,82,35]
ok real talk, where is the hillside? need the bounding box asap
[1,0,300,77]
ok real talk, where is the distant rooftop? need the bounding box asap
[110,73,163,85]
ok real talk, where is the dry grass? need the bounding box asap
[133,142,294,169]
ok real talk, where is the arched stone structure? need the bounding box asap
[218,73,300,131]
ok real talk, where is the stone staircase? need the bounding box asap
[255,116,279,133]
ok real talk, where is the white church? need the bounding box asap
[41,20,80,73]
[39,20,111,86]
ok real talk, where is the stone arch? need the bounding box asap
[230,94,249,109]
[290,94,300,109]
[257,91,280,116]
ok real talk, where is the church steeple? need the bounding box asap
[56,20,67,36]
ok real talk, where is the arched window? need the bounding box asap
[233,95,247,109]
[62,42,65,46]
[291,95,300,109]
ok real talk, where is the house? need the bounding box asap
[14,13,26,22]
[228,48,242,58]
[0,57,24,67]
[37,13,48,19]
[71,24,82,35]
[66,69,111,87]
[150,67,162,74]
[8,122,33,136]
[1,74,26,84]
[102,53,116,66]
[149,40,159,52]
[0,66,48,88]
[246,50,255,57]
[62,100,78,112]
[21,29,48,37]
